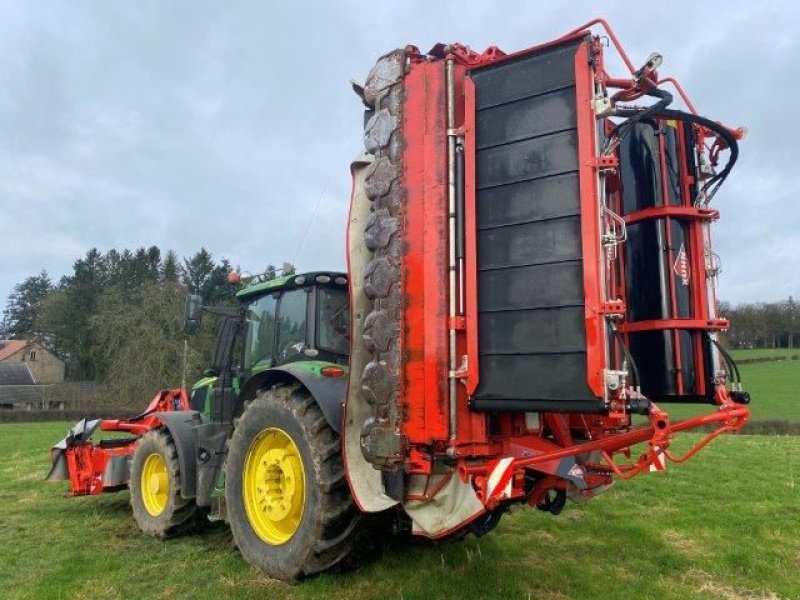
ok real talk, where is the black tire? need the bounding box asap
[129,429,199,538]
[225,384,360,582]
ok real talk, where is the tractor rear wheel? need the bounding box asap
[225,384,360,582]
[129,429,199,538]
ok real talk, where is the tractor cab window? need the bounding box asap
[276,288,308,361]
[317,286,349,355]
[244,293,277,369]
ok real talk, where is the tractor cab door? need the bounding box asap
[273,287,311,366]
[208,315,244,424]
[241,287,312,374]
[242,292,279,373]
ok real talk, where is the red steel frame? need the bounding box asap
[58,388,188,496]
[397,20,749,516]
[609,117,721,399]
[402,60,450,452]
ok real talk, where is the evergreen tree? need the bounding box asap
[114,247,160,294]
[39,249,109,379]
[0,270,53,339]
[161,250,182,283]
[182,248,215,297]
[183,249,233,304]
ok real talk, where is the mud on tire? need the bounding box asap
[129,429,199,538]
[225,384,360,582]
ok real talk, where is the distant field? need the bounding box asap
[668,348,800,422]
[729,347,800,361]
[1,422,798,600]
[737,358,799,420]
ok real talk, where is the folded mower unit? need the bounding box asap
[345,18,749,536]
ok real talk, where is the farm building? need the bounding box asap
[0,339,66,410]
[0,339,64,384]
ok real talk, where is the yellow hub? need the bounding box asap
[141,453,169,516]
[242,428,305,545]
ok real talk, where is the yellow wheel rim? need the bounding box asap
[242,427,305,545]
[141,453,169,516]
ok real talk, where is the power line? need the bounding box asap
[292,186,326,267]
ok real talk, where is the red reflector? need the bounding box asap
[321,366,345,378]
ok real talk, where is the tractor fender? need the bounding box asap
[243,364,346,433]
[152,410,203,500]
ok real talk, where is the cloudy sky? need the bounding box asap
[1,1,797,306]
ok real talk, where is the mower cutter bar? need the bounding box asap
[45,389,189,497]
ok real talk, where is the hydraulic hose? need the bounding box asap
[611,106,739,202]
[707,333,741,384]
[611,325,640,389]
[656,108,739,200]
[605,87,673,154]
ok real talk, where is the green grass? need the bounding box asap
[1,422,798,600]
[729,348,799,361]
[667,349,800,422]
[737,359,800,421]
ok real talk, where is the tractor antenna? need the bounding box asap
[292,185,326,266]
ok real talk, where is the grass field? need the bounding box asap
[729,348,800,361]
[665,349,799,423]
[1,422,798,600]
[737,359,800,421]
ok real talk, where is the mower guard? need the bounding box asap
[46,418,101,482]
[45,389,190,496]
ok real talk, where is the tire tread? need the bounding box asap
[226,384,362,581]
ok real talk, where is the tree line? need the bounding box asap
[719,298,800,350]
[1,247,797,405]
[0,246,237,406]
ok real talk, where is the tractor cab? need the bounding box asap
[236,271,350,369]
[185,271,350,422]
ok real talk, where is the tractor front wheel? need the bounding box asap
[225,384,360,582]
[129,429,199,538]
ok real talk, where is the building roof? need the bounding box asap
[0,340,30,361]
[0,363,35,385]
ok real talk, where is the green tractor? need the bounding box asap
[49,269,364,581]
[140,271,357,580]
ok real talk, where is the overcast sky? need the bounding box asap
[1,1,797,306]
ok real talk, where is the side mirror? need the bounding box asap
[183,294,203,335]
